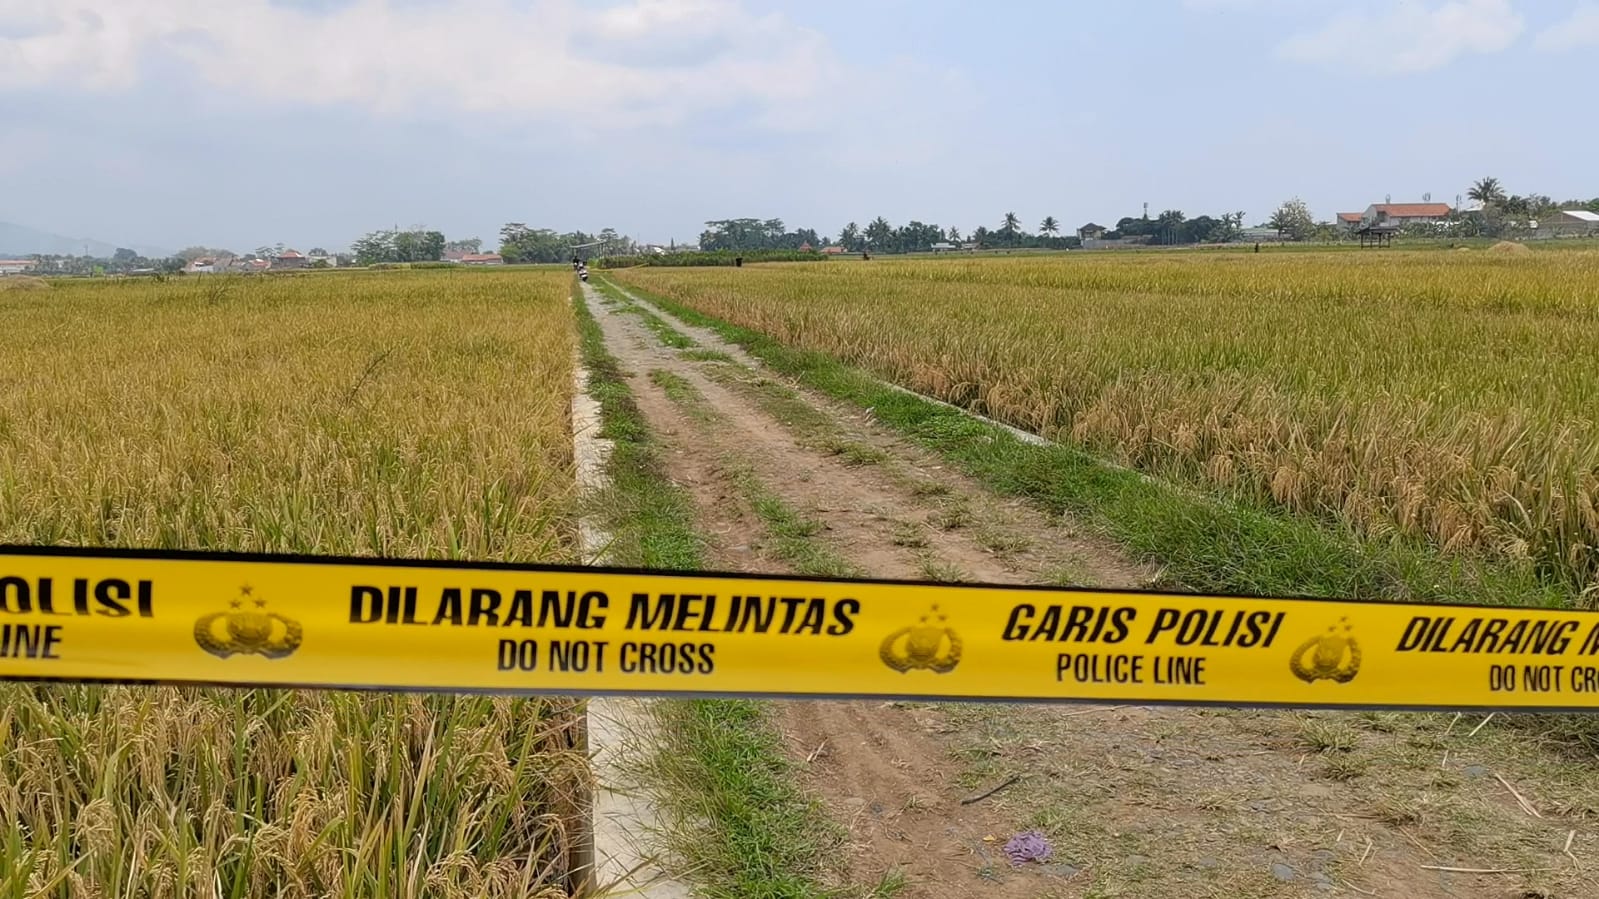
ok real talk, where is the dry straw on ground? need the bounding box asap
[0,269,586,898]
[1488,240,1533,255]
[0,275,49,290]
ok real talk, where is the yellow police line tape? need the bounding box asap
[3,546,1598,712]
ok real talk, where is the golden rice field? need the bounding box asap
[0,270,582,898]
[614,249,1599,595]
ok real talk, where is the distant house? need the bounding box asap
[1361,203,1451,227]
[1240,226,1287,243]
[460,253,504,266]
[442,249,471,263]
[798,241,813,252]
[1539,210,1599,237]
[306,252,338,268]
[1336,213,1363,231]
[185,256,219,274]
[820,245,847,255]
[271,249,309,270]
[0,258,38,275]
[1077,223,1107,241]
[929,241,957,253]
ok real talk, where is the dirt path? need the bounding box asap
[584,280,1598,899]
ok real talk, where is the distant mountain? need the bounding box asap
[0,221,173,260]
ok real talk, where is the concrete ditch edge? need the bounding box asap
[569,302,692,899]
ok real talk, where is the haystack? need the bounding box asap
[1487,241,1531,256]
[0,275,49,291]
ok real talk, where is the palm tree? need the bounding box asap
[947,226,962,243]
[1468,177,1505,206]
[1040,216,1059,237]
[865,216,894,250]
[999,211,1021,246]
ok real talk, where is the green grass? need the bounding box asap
[633,354,863,582]
[645,700,855,899]
[681,348,736,363]
[648,369,718,423]
[571,284,854,897]
[588,277,697,348]
[572,286,704,570]
[699,365,892,471]
[731,461,864,580]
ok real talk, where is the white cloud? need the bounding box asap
[0,0,845,128]
[1274,0,1523,74]
[1535,2,1599,51]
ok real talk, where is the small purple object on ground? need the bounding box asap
[1003,830,1053,865]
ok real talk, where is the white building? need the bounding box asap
[0,258,38,275]
[1540,210,1599,237]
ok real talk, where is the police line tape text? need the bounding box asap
[496,639,715,674]
[1488,664,1599,693]
[349,586,856,636]
[1056,652,1208,685]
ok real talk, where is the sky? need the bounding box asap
[2,0,1597,253]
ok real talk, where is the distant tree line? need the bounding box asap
[697,219,822,252]
[351,228,446,265]
[24,249,186,276]
[596,249,826,268]
[498,224,638,263]
[1103,210,1249,244]
[834,213,1074,253]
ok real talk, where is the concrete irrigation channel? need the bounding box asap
[568,305,690,898]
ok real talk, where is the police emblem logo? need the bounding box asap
[193,586,303,660]
[880,604,962,674]
[1290,617,1361,684]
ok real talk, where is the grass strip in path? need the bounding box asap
[590,276,698,349]
[645,368,865,582]
[573,284,854,897]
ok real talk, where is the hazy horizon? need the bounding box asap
[3,0,1597,253]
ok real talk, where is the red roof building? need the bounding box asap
[1363,202,1452,226]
